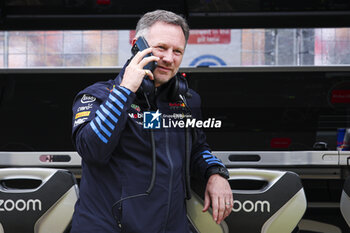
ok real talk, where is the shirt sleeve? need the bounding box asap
[72,85,135,164]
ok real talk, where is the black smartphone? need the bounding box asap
[131,36,157,72]
[130,36,157,94]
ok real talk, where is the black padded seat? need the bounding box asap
[0,168,78,233]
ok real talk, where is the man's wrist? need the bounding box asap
[205,166,229,180]
[120,82,137,93]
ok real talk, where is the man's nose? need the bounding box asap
[161,49,174,63]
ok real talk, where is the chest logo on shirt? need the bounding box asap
[169,102,186,110]
[128,112,143,119]
[131,104,141,112]
[128,110,143,126]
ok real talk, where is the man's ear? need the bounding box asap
[131,38,137,46]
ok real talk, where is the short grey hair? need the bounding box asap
[135,10,190,44]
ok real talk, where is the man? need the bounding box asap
[71,9,232,233]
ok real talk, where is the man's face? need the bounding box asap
[145,21,186,87]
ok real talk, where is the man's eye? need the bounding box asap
[174,50,183,55]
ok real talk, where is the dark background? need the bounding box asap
[2,0,350,30]
[1,70,350,151]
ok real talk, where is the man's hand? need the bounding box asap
[202,174,233,224]
[120,48,159,93]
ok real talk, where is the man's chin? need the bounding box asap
[154,75,173,87]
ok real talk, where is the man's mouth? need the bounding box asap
[156,65,172,73]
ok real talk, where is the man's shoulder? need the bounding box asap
[76,79,116,101]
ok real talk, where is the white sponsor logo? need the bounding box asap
[77,103,93,112]
[128,113,143,125]
[232,200,270,213]
[162,118,221,128]
[74,117,88,127]
[0,199,42,211]
[128,113,144,119]
[81,94,96,104]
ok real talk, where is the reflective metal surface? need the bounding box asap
[0,151,344,167]
[214,151,340,167]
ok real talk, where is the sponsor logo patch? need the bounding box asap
[74,117,88,127]
[81,94,96,104]
[169,102,186,109]
[131,104,141,112]
[77,103,93,112]
[128,112,143,126]
[128,113,143,119]
[75,111,91,119]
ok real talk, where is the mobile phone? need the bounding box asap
[131,36,157,72]
[131,36,157,94]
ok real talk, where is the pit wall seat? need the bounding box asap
[0,168,78,233]
[187,168,307,233]
[340,175,350,228]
